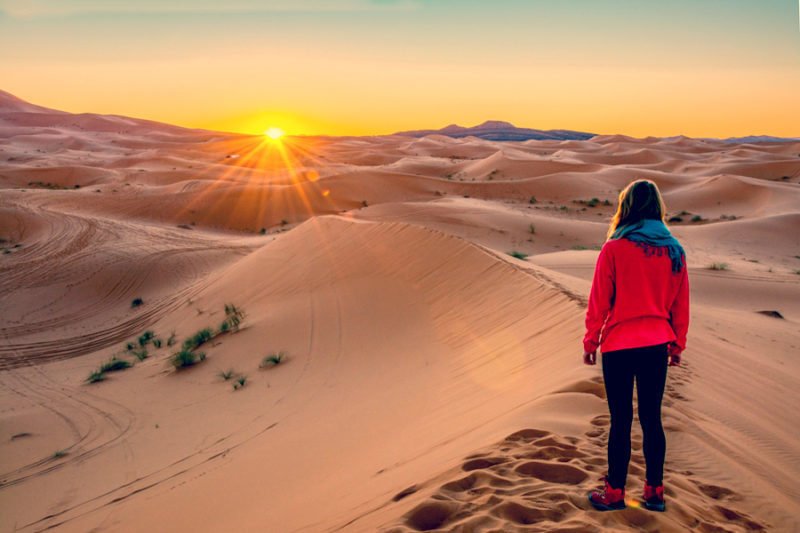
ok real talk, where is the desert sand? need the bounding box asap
[1,89,799,532]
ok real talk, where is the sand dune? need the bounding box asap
[1,93,799,532]
[2,216,586,532]
[0,197,254,369]
[663,174,800,217]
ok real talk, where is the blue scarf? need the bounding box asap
[610,219,686,273]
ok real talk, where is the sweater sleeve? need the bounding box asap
[668,264,690,356]
[583,243,615,354]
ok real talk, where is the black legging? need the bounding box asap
[602,342,668,489]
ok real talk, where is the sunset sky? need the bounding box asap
[1,0,798,137]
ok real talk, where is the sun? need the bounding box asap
[264,127,285,140]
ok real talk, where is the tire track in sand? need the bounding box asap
[0,366,135,489]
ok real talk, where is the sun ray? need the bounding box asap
[170,131,341,233]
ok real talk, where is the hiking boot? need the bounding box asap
[643,481,666,512]
[587,476,626,511]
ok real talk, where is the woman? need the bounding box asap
[584,179,689,513]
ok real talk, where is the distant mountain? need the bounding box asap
[394,120,595,141]
[714,135,800,144]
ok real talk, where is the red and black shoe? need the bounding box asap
[587,476,626,511]
[643,481,666,512]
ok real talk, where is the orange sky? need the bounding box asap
[1,0,799,137]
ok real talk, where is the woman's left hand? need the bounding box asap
[583,351,597,365]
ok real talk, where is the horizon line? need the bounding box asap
[2,88,800,141]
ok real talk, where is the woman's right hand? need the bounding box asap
[667,342,682,367]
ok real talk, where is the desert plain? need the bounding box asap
[0,90,799,532]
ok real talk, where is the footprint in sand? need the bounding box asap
[461,457,508,471]
[514,460,587,484]
[385,425,763,532]
[404,501,459,531]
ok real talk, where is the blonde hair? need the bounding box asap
[606,179,667,241]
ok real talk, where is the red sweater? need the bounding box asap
[583,238,689,356]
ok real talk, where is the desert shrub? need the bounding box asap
[125,342,136,351]
[260,352,286,368]
[183,328,214,350]
[86,370,106,384]
[528,223,536,235]
[603,199,612,206]
[219,369,235,380]
[259,228,267,235]
[132,349,149,361]
[529,196,537,204]
[233,375,247,390]
[167,332,177,347]
[138,330,155,347]
[708,262,729,271]
[52,449,68,459]
[508,251,529,260]
[100,357,132,373]
[220,304,245,333]
[573,198,601,208]
[171,349,206,369]
[131,297,144,308]
[153,338,162,348]
[691,215,703,222]
[668,216,683,223]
